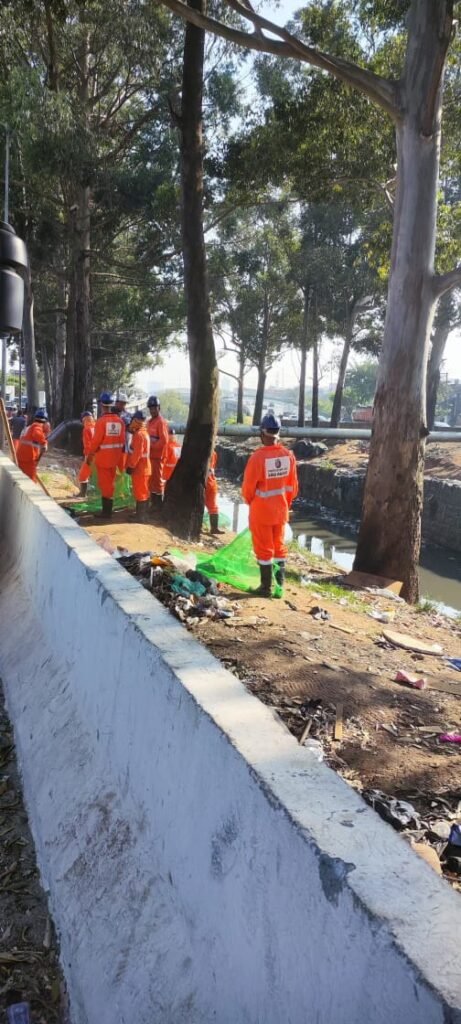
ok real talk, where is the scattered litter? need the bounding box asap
[6,1004,31,1024]
[116,548,234,622]
[365,587,405,603]
[309,605,331,621]
[303,738,324,761]
[449,824,461,847]
[411,842,442,875]
[445,658,461,673]
[368,609,394,623]
[96,534,116,555]
[438,733,461,744]
[298,719,313,745]
[382,629,443,656]
[364,790,421,829]
[343,570,403,594]
[285,600,298,611]
[395,670,428,690]
[429,820,452,841]
[328,622,354,635]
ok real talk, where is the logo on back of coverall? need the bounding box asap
[106,421,122,436]
[265,455,289,480]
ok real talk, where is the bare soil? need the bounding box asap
[316,437,461,480]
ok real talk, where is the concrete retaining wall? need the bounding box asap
[217,441,461,553]
[0,453,461,1023]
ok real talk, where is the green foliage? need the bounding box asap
[157,390,189,422]
[342,359,379,411]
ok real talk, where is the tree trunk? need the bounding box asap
[237,350,245,423]
[330,313,354,428]
[61,268,75,421]
[72,183,92,414]
[42,344,52,423]
[52,276,67,423]
[252,358,266,426]
[354,0,452,601]
[163,0,218,539]
[22,270,40,415]
[297,291,310,427]
[426,322,450,429]
[311,335,319,427]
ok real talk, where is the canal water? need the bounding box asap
[217,493,461,616]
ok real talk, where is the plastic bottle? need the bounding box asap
[7,1004,31,1024]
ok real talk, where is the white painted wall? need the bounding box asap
[0,453,460,1024]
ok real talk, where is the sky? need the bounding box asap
[137,0,461,396]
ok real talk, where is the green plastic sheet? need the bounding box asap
[71,466,135,513]
[196,528,260,593]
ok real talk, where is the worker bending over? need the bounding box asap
[16,409,49,482]
[86,391,125,519]
[163,427,181,483]
[147,395,168,514]
[205,451,225,535]
[126,411,151,521]
[78,411,95,497]
[242,414,298,597]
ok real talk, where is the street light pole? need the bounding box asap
[0,129,10,411]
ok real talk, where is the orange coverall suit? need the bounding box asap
[16,423,48,482]
[242,443,298,564]
[87,413,126,499]
[163,437,181,483]
[205,450,219,515]
[126,426,151,501]
[78,417,95,484]
[147,414,169,496]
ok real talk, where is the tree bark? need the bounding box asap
[22,269,40,415]
[330,310,355,428]
[61,267,75,421]
[426,322,450,429]
[354,0,453,601]
[163,0,219,539]
[297,290,310,427]
[311,335,319,427]
[52,276,67,423]
[237,349,245,423]
[252,358,266,425]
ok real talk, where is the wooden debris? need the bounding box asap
[299,719,313,745]
[343,569,403,594]
[328,623,354,635]
[334,703,344,741]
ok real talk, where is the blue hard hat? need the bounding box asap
[99,391,114,405]
[260,413,281,433]
[147,395,160,407]
[130,410,146,422]
[80,410,92,421]
[34,408,48,421]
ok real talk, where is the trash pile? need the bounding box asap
[116,549,237,623]
[363,789,461,883]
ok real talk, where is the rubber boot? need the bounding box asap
[274,559,286,599]
[96,497,113,519]
[150,493,163,520]
[136,500,149,523]
[209,513,225,535]
[252,563,273,598]
[79,481,88,498]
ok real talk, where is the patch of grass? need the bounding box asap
[415,598,437,614]
[306,578,363,605]
[317,459,335,471]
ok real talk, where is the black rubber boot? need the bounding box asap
[96,497,113,519]
[210,513,225,535]
[79,481,88,498]
[150,493,163,519]
[274,560,286,598]
[136,500,149,523]
[252,563,273,598]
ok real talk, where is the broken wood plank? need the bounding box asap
[343,569,403,594]
[299,719,313,745]
[328,623,354,635]
[429,679,461,697]
[334,703,344,742]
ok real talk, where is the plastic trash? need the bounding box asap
[171,574,207,597]
[309,606,331,621]
[303,738,324,761]
[7,1005,31,1024]
[196,529,260,593]
[368,610,394,624]
[395,670,428,690]
[446,658,461,673]
[448,824,461,847]
[438,733,461,744]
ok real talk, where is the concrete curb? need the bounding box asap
[0,454,460,1023]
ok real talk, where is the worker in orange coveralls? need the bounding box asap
[126,411,151,521]
[205,450,225,535]
[242,413,298,598]
[77,410,95,497]
[163,427,181,484]
[146,395,169,515]
[85,391,125,519]
[16,408,49,483]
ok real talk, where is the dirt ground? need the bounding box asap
[0,689,68,1020]
[314,437,461,480]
